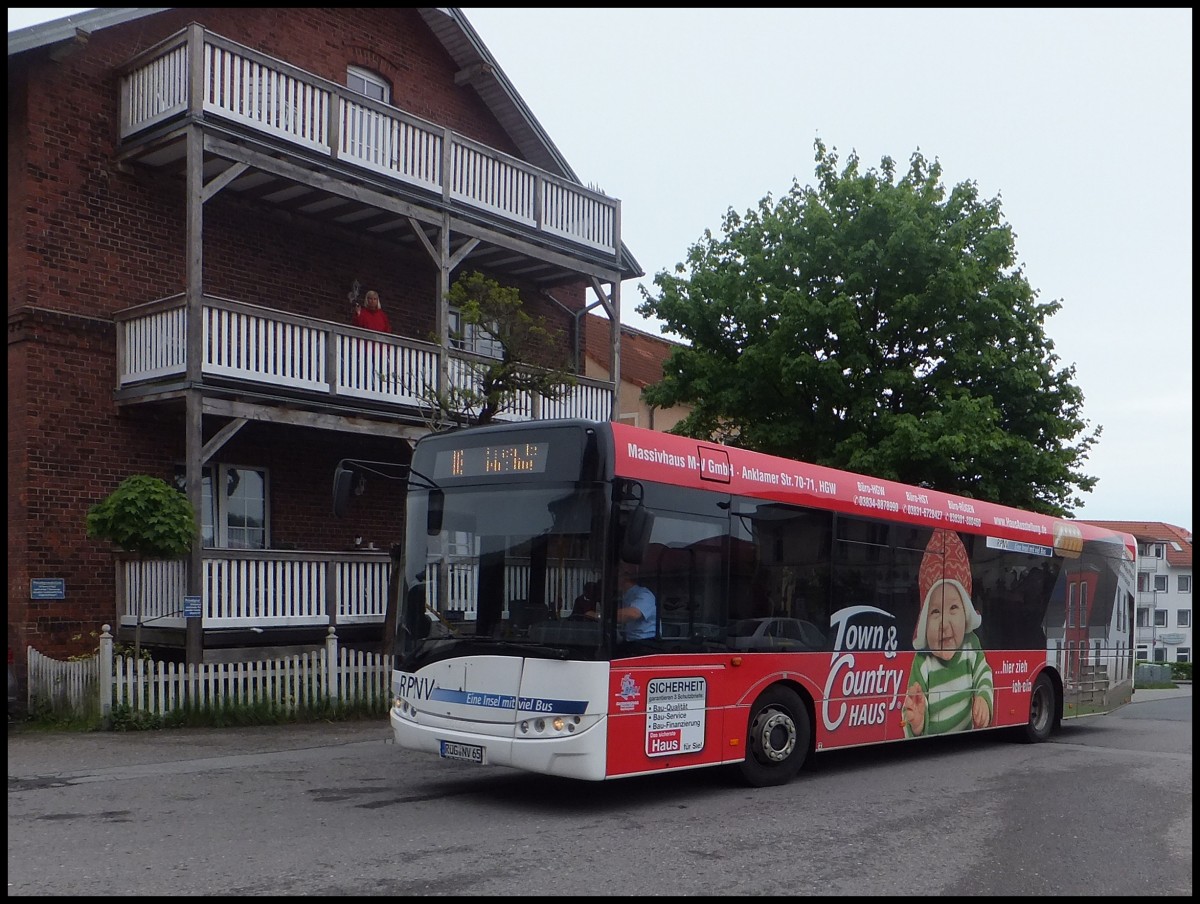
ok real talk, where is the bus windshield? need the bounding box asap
[398,482,608,662]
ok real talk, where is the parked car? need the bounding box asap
[728,617,825,652]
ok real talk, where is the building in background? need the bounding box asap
[1084,521,1192,664]
[583,313,690,432]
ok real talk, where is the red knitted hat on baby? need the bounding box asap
[913,528,980,649]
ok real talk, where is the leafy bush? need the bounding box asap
[86,474,196,556]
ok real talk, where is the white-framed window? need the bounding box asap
[1141,542,1166,559]
[1177,647,1191,664]
[1179,610,1192,628]
[1153,646,1167,662]
[1137,571,1152,592]
[1067,582,1077,627]
[448,308,503,359]
[1179,574,1191,593]
[175,463,269,550]
[1153,609,1168,628]
[1136,608,1150,628]
[1135,645,1149,661]
[1153,574,1169,592]
[347,65,389,103]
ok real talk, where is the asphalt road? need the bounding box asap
[7,686,1192,896]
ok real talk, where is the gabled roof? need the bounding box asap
[8,7,642,279]
[7,8,168,55]
[584,313,684,389]
[1082,520,1193,568]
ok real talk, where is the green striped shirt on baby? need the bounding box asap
[904,632,994,737]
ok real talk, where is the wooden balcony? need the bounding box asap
[114,294,614,423]
[117,25,630,286]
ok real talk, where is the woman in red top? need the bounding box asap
[352,289,391,333]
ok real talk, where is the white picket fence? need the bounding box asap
[25,624,392,724]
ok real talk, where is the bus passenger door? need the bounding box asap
[607,484,734,776]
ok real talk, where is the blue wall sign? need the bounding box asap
[30,579,66,600]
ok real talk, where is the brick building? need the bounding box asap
[8,9,643,675]
[583,313,690,433]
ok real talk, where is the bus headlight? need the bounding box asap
[394,697,414,718]
[520,716,580,734]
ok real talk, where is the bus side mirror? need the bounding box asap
[427,488,445,536]
[332,464,355,517]
[620,505,654,564]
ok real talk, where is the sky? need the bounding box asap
[10,8,1193,531]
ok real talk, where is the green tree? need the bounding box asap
[425,271,576,426]
[636,139,1098,516]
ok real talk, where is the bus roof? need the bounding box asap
[610,422,1137,561]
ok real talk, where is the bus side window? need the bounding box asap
[638,514,729,643]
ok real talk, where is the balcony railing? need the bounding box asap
[1136,626,1168,643]
[119,555,598,630]
[118,552,392,630]
[115,294,614,422]
[119,25,619,259]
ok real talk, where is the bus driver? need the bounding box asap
[616,566,656,640]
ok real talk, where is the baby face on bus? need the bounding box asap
[923,580,970,660]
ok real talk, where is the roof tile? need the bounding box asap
[584,313,683,388]
[1081,520,1193,568]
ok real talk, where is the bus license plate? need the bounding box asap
[439,740,485,764]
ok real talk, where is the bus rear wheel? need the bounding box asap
[738,686,810,787]
[1019,672,1057,743]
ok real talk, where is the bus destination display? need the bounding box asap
[434,442,549,479]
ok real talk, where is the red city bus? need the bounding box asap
[390,419,1137,785]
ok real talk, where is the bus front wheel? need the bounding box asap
[738,686,810,787]
[1019,672,1057,743]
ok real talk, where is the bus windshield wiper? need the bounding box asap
[457,637,570,660]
